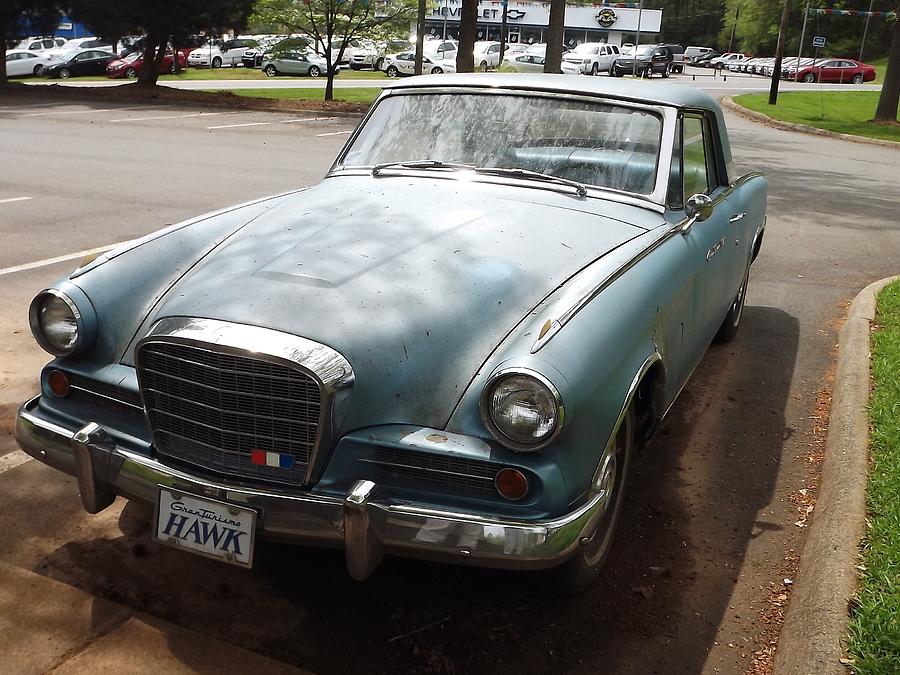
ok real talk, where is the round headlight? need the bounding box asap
[482,370,563,450]
[29,290,81,356]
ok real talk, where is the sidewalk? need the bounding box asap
[0,561,310,675]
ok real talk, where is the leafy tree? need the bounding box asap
[252,0,416,101]
[1,0,61,83]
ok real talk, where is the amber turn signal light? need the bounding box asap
[495,467,528,501]
[47,369,70,397]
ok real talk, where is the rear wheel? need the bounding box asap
[308,65,321,77]
[33,64,44,75]
[610,64,622,77]
[590,62,598,76]
[661,63,671,78]
[431,66,443,74]
[549,404,635,594]
[480,60,488,72]
[852,73,864,84]
[265,64,277,77]
[715,264,750,343]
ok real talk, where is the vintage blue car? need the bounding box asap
[16,75,766,591]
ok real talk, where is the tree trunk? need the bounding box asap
[0,12,10,84]
[137,33,163,86]
[457,0,477,72]
[545,0,565,73]
[325,45,335,102]
[415,0,427,75]
[767,0,791,105]
[873,1,900,122]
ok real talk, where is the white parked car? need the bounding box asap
[561,42,620,75]
[48,37,111,57]
[473,41,502,70]
[684,45,714,63]
[507,53,546,73]
[423,39,458,63]
[187,38,258,68]
[13,36,67,53]
[708,52,746,69]
[4,50,53,77]
[382,51,455,77]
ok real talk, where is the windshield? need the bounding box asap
[634,45,655,57]
[340,93,662,195]
[572,43,599,54]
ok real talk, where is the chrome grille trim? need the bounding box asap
[67,374,144,412]
[362,446,501,494]
[135,317,354,486]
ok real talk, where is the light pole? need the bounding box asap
[794,0,810,80]
[859,0,876,60]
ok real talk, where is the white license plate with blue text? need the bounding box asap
[155,489,257,568]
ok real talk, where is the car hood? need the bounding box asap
[129,175,657,430]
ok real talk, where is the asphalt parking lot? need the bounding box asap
[1,91,899,675]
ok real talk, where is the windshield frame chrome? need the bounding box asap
[328,86,678,206]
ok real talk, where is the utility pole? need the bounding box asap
[860,0,876,61]
[768,0,791,105]
[500,0,508,63]
[415,0,426,74]
[794,0,810,80]
[633,0,643,77]
[728,2,740,53]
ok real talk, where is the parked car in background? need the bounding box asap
[424,39,459,63]
[243,37,310,68]
[382,51,454,76]
[346,39,381,70]
[43,49,116,78]
[693,51,721,67]
[106,49,186,78]
[610,44,674,78]
[5,49,53,77]
[473,41,503,70]
[262,51,329,77]
[14,74,766,593]
[684,45,713,63]
[561,42,620,75]
[49,37,111,56]
[507,53,548,73]
[707,52,746,69]
[793,58,876,84]
[12,36,67,53]
[660,43,685,73]
[187,38,258,68]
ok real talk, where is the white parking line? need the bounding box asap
[206,117,331,130]
[0,240,133,278]
[316,130,353,137]
[0,196,32,205]
[23,106,145,117]
[0,451,32,475]
[110,112,224,123]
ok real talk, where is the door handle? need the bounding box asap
[729,212,746,223]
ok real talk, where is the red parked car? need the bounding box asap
[106,50,187,78]
[795,58,876,84]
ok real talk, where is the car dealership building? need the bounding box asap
[424,2,662,48]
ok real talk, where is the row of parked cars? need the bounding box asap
[682,47,877,84]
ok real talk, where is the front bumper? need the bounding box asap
[16,396,607,580]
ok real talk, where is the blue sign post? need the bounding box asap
[812,35,826,48]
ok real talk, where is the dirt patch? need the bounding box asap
[0,81,368,115]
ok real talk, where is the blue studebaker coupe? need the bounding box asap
[17,75,766,591]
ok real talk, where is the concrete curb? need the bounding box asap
[774,275,900,675]
[721,96,900,150]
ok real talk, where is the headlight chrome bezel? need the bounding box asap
[480,367,564,452]
[28,288,87,357]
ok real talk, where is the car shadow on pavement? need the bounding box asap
[30,305,799,675]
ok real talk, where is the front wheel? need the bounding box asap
[386,65,399,77]
[590,62,598,76]
[803,72,815,83]
[264,65,277,77]
[715,265,750,343]
[661,64,671,78]
[59,67,70,79]
[307,65,320,77]
[212,56,222,68]
[125,67,136,78]
[852,73,863,84]
[549,404,635,594]
[610,64,621,77]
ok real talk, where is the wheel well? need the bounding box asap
[633,360,665,445]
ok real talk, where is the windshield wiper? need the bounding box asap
[472,166,588,197]
[371,160,475,176]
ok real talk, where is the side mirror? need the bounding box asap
[685,193,714,223]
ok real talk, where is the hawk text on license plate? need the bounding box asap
[155,489,257,568]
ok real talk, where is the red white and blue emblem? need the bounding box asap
[250,449,294,469]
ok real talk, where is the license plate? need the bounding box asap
[155,489,257,568]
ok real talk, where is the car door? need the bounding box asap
[6,53,23,77]
[676,113,744,366]
[399,53,415,75]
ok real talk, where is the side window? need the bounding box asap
[667,116,683,209]
[682,115,711,202]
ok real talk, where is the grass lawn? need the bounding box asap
[848,279,900,674]
[733,91,900,143]
[215,87,379,105]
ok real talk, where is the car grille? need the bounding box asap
[360,446,500,494]
[138,342,322,485]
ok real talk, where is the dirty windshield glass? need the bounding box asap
[340,93,662,194]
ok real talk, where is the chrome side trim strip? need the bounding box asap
[69,385,144,413]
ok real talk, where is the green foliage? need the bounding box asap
[734,91,900,141]
[847,280,900,674]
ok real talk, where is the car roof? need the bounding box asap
[384,73,721,111]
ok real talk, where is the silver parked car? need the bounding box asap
[262,51,328,77]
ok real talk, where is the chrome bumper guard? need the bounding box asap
[16,396,607,579]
